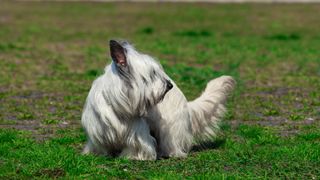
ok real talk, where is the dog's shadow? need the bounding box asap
[191,138,226,152]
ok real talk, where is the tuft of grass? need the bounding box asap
[263,108,280,116]
[140,27,154,34]
[289,114,305,121]
[42,119,60,125]
[0,42,27,52]
[174,30,212,37]
[85,69,103,78]
[237,125,264,139]
[266,33,301,41]
[17,112,34,120]
[298,131,320,141]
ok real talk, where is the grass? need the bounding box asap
[0,1,319,179]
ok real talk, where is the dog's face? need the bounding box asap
[109,40,173,116]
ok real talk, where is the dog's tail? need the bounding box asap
[187,76,235,141]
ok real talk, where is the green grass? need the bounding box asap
[0,2,320,179]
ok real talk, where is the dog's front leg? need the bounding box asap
[120,118,157,160]
[82,139,109,156]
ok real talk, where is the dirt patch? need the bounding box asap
[0,120,79,141]
[242,87,310,98]
[230,117,317,127]
[0,90,81,141]
[0,120,39,131]
[229,117,318,137]
[34,168,65,178]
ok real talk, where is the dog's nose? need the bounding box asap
[166,80,173,90]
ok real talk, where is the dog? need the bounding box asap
[81,40,235,160]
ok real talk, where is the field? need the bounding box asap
[0,1,320,179]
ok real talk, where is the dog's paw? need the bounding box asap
[125,154,157,161]
[82,143,92,155]
[159,151,187,159]
[121,148,157,161]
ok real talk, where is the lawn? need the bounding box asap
[0,1,319,179]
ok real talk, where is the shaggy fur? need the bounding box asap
[81,40,235,160]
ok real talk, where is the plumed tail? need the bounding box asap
[187,75,235,141]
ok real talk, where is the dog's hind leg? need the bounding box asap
[149,108,193,159]
[120,119,157,160]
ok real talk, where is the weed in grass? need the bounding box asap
[263,108,280,116]
[289,114,305,121]
[42,119,59,125]
[17,112,34,120]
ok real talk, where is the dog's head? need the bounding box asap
[108,40,173,117]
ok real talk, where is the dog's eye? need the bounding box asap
[141,76,148,84]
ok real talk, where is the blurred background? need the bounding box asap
[0,1,319,179]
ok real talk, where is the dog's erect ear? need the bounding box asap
[110,40,127,67]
